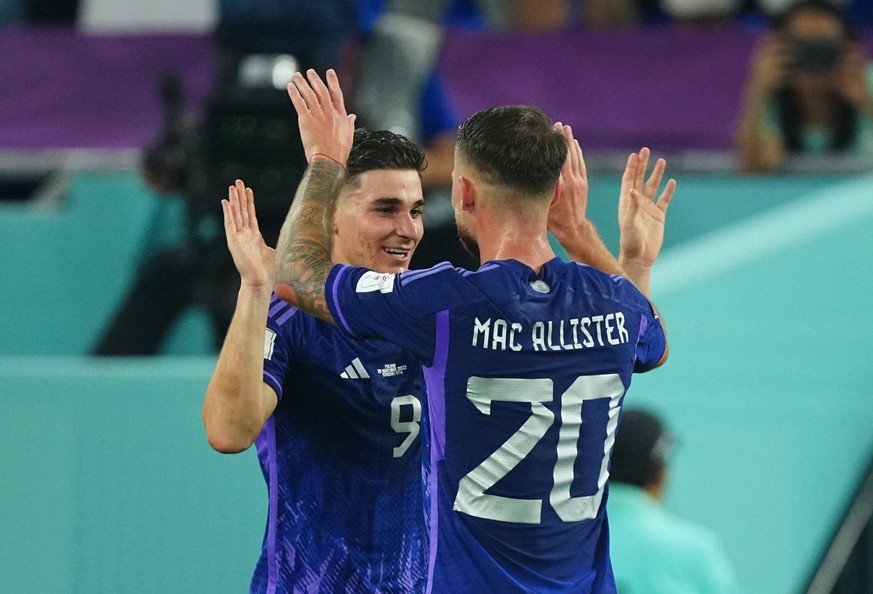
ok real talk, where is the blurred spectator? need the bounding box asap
[353,1,479,269]
[507,0,873,30]
[755,0,848,19]
[512,0,645,30]
[353,9,456,188]
[608,409,739,594]
[736,0,873,173]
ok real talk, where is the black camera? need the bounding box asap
[791,38,846,73]
[142,62,306,247]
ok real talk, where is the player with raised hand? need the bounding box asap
[275,68,675,593]
[204,116,432,591]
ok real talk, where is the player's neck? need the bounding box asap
[478,219,556,273]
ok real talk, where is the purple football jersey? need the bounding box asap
[325,259,666,593]
[250,295,429,594]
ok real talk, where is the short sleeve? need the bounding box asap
[633,301,667,373]
[326,262,480,364]
[612,277,666,373]
[262,294,299,399]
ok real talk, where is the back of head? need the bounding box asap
[346,128,426,185]
[610,409,673,489]
[771,0,855,39]
[455,105,567,196]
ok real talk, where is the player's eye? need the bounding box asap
[411,208,423,218]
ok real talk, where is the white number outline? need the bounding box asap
[390,394,422,458]
[454,374,625,524]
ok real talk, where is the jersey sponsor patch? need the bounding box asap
[355,271,396,294]
[264,329,277,360]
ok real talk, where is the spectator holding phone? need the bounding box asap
[736,0,873,173]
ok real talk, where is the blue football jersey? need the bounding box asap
[325,259,666,594]
[250,295,429,594]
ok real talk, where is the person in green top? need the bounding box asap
[736,0,873,173]
[607,409,739,594]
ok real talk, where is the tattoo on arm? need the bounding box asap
[273,158,345,323]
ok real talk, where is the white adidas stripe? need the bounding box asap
[340,358,369,379]
[351,358,370,379]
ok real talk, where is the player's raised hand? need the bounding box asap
[548,122,589,244]
[618,148,676,270]
[221,179,276,289]
[287,69,356,167]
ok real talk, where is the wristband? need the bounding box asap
[310,153,346,170]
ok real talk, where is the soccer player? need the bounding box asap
[202,129,431,593]
[275,69,674,593]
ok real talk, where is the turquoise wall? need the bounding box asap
[1,171,871,593]
[0,358,264,593]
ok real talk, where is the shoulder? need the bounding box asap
[268,294,329,342]
[397,261,471,287]
[560,261,650,309]
[651,509,729,565]
[267,293,302,326]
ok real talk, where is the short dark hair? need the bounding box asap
[345,128,426,184]
[610,409,674,489]
[455,105,567,196]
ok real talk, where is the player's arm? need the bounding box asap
[735,35,789,174]
[273,69,356,323]
[203,181,279,453]
[617,148,676,299]
[548,123,624,276]
[650,301,669,369]
[616,150,674,368]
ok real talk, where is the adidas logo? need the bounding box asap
[340,358,370,379]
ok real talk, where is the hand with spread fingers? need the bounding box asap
[618,148,676,296]
[286,68,357,167]
[221,179,275,290]
[548,122,624,276]
[548,122,590,246]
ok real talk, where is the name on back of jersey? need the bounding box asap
[472,312,630,352]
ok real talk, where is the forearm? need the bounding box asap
[273,157,344,322]
[618,256,652,298]
[736,89,782,174]
[555,220,623,276]
[203,283,274,453]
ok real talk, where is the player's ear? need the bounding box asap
[459,176,475,210]
[550,177,562,209]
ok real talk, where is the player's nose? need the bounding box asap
[395,212,421,240]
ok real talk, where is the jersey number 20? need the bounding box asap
[454,374,624,524]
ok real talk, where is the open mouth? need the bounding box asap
[383,247,410,259]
